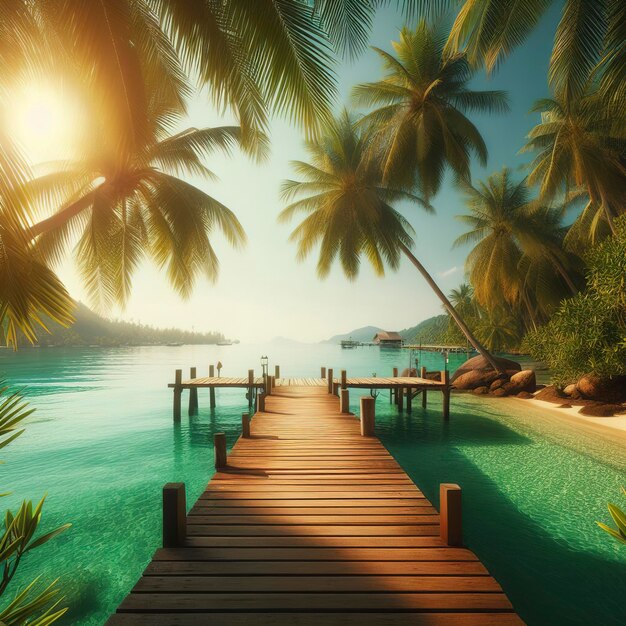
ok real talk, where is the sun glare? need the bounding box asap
[3,82,86,164]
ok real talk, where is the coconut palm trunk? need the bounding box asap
[398,242,503,373]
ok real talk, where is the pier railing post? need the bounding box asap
[275,365,280,379]
[188,367,198,415]
[340,389,350,414]
[332,381,339,396]
[440,483,462,546]
[214,433,227,469]
[321,366,326,379]
[247,369,254,407]
[265,374,272,396]
[360,396,375,437]
[163,482,186,548]
[327,368,333,394]
[257,393,266,412]
[242,413,250,438]
[173,369,182,421]
[340,370,347,389]
[421,366,428,408]
[209,365,216,409]
[392,367,398,404]
[441,370,450,420]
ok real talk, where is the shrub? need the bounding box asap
[523,216,626,386]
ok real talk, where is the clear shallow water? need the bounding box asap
[0,344,624,625]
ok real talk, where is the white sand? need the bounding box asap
[513,394,626,443]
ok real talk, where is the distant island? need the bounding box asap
[14,302,226,348]
[324,315,448,345]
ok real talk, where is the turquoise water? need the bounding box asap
[1,344,624,625]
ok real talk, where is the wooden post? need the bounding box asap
[173,369,182,421]
[257,393,266,412]
[247,369,254,407]
[265,374,272,396]
[321,366,326,379]
[333,381,339,397]
[214,433,227,469]
[162,482,186,548]
[275,365,280,379]
[360,396,375,437]
[421,366,427,408]
[188,367,198,415]
[442,370,451,420]
[209,365,216,409]
[327,368,334,394]
[398,385,404,410]
[393,367,399,405]
[340,388,350,414]
[340,369,347,389]
[242,413,250,438]
[440,483,462,546]
[406,386,412,411]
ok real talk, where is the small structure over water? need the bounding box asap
[372,330,403,348]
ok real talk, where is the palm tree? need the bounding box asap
[522,93,625,236]
[446,0,625,105]
[23,90,259,311]
[352,19,508,200]
[454,167,579,327]
[280,111,503,372]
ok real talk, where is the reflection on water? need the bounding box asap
[0,344,624,625]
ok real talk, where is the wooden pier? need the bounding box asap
[169,366,452,420]
[108,384,522,625]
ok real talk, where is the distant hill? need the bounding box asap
[16,302,226,347]
[398,315,448,344]
[324,316,448,345]
[323,325,383,344]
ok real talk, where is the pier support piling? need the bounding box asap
[162,482,186,548]
[242,413,250,438]
[327,368,334,394]
[209,365,216,409]
[340,370,347,389]
[340,389,350,414]
[421,366,428,408]
[440,483,462,546]
[333,381,339,397]
[441,370,450,420]
[257,393,266,412]
[188,367,198,415]
[275,365,280,379]
[360,396,375,437]
[247,369,254,407]
[173,369,182,421]
[321,366,326,379]
[214,433,227,469]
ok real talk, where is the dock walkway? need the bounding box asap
[108,384,522,625]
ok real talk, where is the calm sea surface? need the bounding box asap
[1,344,624,625]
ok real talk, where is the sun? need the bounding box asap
[3,81,86,164]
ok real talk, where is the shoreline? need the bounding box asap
[511,394,626,444]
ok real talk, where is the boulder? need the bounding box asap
[509,370,537,393]
[490,379,506,391]
[577,375,626,402]
[451,354,521,384]
[452,369,500,390]
[558,403,573,409]
[579,403,624,417]
[491,387,508,397]
[473,386,489,395]
[563,384,577,396]
[517,391,533,399]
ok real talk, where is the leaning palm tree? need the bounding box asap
[454,168,579,326]
[353,19,509,200]
[280,111,503,372]
[522,92,626,236]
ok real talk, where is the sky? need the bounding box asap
[12,4,562,343]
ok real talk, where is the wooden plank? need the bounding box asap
[109,384,520,624]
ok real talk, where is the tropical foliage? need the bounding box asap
[523,216,626,385]
[353,19,508,199]
[0,383,71,623]
[597,487,626,546]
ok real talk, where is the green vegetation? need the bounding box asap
[13,302,225,348]
[597,488,626,546]
[0,384,70,623]
[523,217,626,385]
